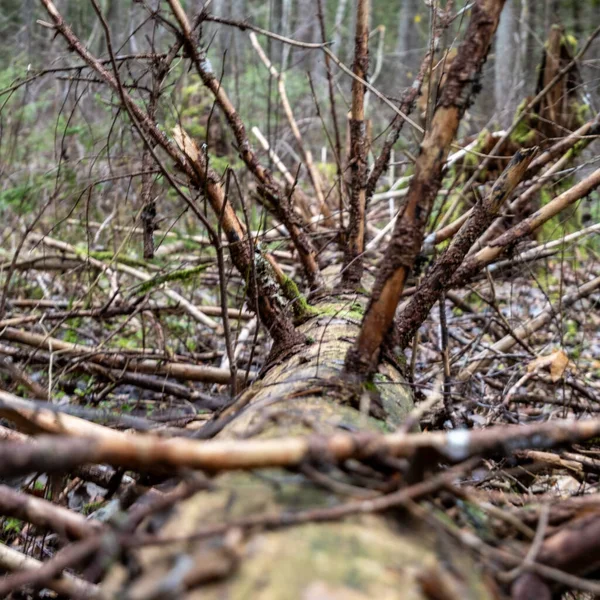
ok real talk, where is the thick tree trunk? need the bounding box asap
[103,286,495,599]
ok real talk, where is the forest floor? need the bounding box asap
[1,217,600,598]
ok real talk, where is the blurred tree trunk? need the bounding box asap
[396,0,421,85]
[19,0,34,57]
[495,0,515,127]
[332,0,349,57]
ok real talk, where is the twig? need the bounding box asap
[167,0,323,290]
[0,539,104,599]
[249,33,330,222]
[40,0,302,348]
[394,147,537,350]
[456,274,600,381]
[461,23,600,196]
[5,412,600,475]
[0,327,252,384]
[451,168,600,287]
[202,14,330,50]
[0,483,101,539]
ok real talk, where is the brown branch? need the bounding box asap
[472,117,600,250]
[316,0,345,230]
[0,302,254,329]
[249,33,331,222]
[450,167,600,288]
[426,115,599,252]
[202,14,329,50]
[167,0,323,290]
[345,0,506,378]
[393,146,538,350]
[340,0,370,288]
[322,47,423,135]
[0,355,48,400]
[0,538,103,599]
[140,149,157,259]
[526,114,600,178]
[0,484,101,539]
[137,15,187,260]
[460,23,600,196]
[0,390,138,438]
[4,411,600,475]
[365,8,455,202]
[0,327,252,385]
[512,512,600,596]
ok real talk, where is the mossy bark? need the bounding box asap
[103,290,494,599]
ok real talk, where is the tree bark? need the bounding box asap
[102,289,495,599]
[346,0,507,378]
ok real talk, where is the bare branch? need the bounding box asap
[394,146,538,350]
[345,0,507,378]
[340,0,370,289]
[451,167,600,287]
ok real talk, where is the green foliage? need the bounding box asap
[209,155,235,175]
[82,500,105,516]
[0,182,36,214]
[1,518,23,538]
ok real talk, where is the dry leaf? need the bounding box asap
[549,349,569,382]
[526,349,569,382]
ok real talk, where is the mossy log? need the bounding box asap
[103,288,495,599]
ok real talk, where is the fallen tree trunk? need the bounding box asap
[102,291,496,599]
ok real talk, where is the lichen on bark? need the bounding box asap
[102,293,494,599]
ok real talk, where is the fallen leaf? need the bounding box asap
[526,349,569,382]
[549,349,569,382]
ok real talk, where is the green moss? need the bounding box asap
[394,352,408,370]
[133,264,210,295]
[363,380,377,393]
[313,301,365,322]
[78,249,156,269]
[280,275,319,323]
[575,101,590,124]
[82,500,105,515]
[562,34,578,52]
[347,301,365,319]
[510,99,538,145]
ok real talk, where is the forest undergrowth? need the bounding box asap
[1,1,600,598]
